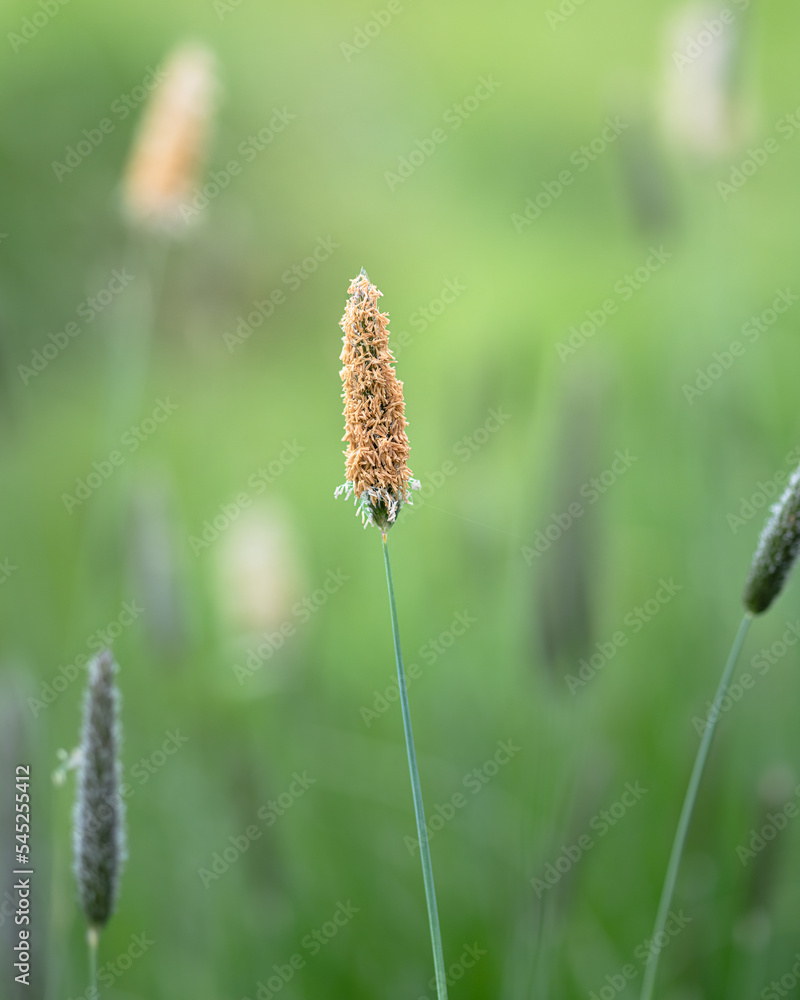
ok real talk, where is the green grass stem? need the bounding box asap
[640,612,752,1000]
[381,532,448,1000]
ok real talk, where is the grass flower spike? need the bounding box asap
[74,649,125,928]
[73,649,126,991]
[642,456,800,1000]
[334,270,447,999]
[336,269,419,530]
[743,462,800,614]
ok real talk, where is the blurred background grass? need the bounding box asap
[2,0,800,997]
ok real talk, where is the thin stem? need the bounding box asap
[104,236,168,450]
[66,235,168,632]
[88,925,99,995]
[640,612,752,1000]
[381,532,448,1000]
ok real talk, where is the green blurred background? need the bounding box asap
[2,0,800,997]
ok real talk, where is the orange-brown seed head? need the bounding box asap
[336,270,419,529]
[122,43,216,233]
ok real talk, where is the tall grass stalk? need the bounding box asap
[640,612,752,1000]
[336,270,446,993]
[644,456,800,997]
[382,532,448,1000]
[67,41,216,634]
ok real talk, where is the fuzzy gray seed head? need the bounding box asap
[743,465,800,615]
[73,649,126,928]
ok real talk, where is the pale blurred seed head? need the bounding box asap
[215,505,303,638]
[659,3,751,159]
[733,908,772,952]
[757,762,796,806]
[122,42,217,232]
